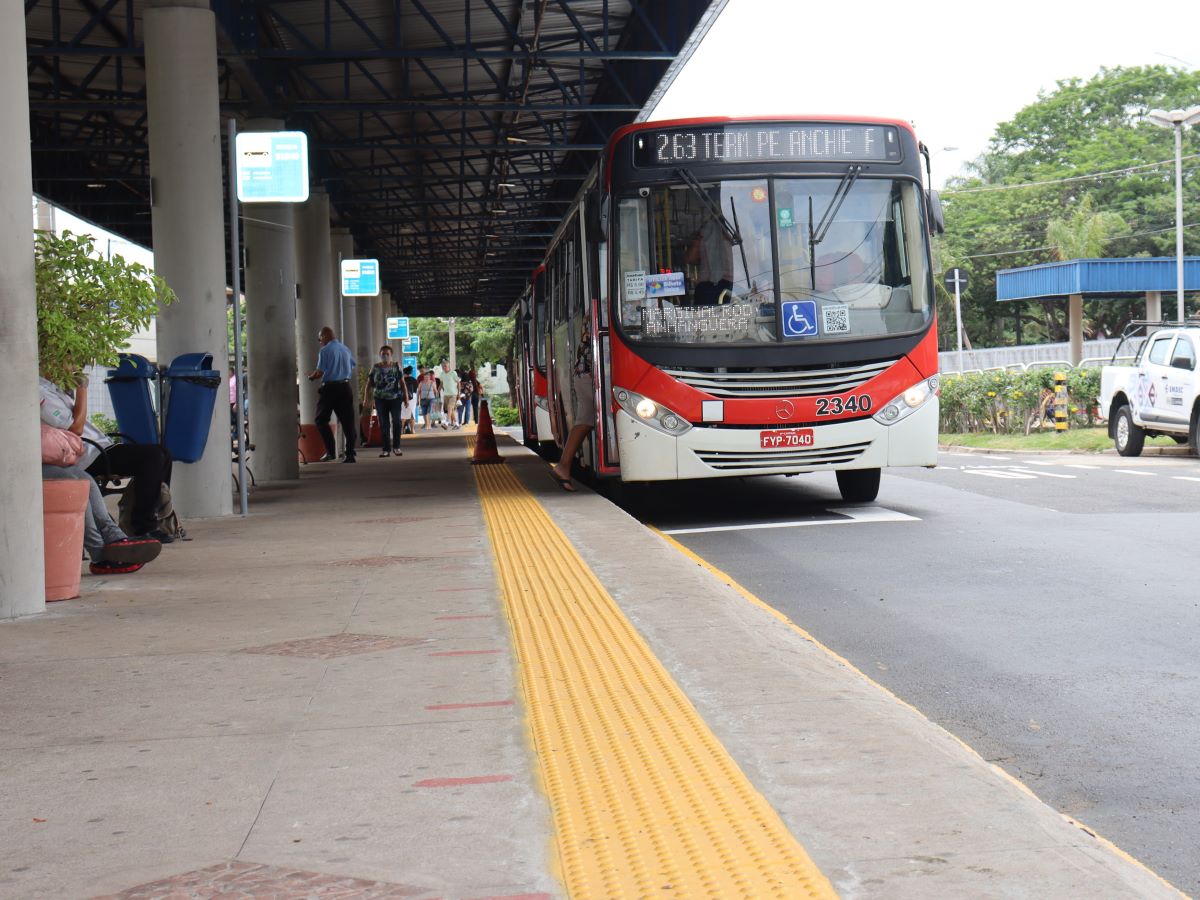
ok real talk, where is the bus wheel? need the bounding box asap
[836,468,880,503]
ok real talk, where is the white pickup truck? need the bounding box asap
[1099,324,1200,456]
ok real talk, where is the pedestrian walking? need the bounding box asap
[459,369,476,425]
[401,365,418,434]
[436,358,461,431]
[416,369,439,430]
[307,326,357,463]
[365,345,408,457]
[468,367,482,424]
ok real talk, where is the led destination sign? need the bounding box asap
[633,124,901,167]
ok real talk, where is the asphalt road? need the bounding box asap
[611,449,1200,895]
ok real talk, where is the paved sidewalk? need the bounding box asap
[0,432,1184,899]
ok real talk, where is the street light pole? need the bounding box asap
[1146,106,1200,321]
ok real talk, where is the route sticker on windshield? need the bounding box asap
[624,271,647,301]
[822,303,850,334]
[646,272,686,298]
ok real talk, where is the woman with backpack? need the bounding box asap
[364,345,409,457]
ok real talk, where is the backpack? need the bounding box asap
[118,480,187,541]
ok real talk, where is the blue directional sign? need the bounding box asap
[235,131,309,203]
[402,336,420,354]
[341,259,380,297]
[386,316,410,340]
[403,355,419,372]
[781,300,819,338]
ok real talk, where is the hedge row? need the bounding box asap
[939,368,1102,435]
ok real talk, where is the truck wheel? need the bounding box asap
[836,468,880,502]
[1114,405,1144,457]
[1191,409,1200,456]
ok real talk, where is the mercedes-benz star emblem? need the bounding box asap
[775,399,795,420]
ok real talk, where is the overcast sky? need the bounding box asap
[649,0,1198,185]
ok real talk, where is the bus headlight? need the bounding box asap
[874,375,939,426]
[614,387,692,436]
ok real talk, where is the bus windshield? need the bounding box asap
[615,177,931,345]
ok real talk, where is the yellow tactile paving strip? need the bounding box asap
[473,460,837,899]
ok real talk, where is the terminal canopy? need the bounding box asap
[24,0,724,315]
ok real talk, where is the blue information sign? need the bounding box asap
[235,131,309,203]
[341,259,380,297]
[781,300,819,338]
[403,355,419,372]
[386,317,409,339]
[402,336,420,354]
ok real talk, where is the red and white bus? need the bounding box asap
[518,115,943,501]
[514,265,552,449]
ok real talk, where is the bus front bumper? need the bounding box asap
[614,399,938,482]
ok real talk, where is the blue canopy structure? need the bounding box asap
[995,257,1200,363]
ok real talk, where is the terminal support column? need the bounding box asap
[329,228,358,369]
[294,189,333,447]
[1145,291,1162,322]
[144,0,232,518]
[1068,293,1083,366]
[0,2,46,616]
[372,293,386,361]
[356,276,374,366]
[242,119,299,482]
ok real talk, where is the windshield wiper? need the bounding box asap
[677,169,741,244]
[676,169,751,294]
[808,164,863,289]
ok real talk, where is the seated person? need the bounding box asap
[39,371,175,543]
[41,458,162,575]
[685,216,734,306]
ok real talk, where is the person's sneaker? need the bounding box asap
[135,528,175,545]
[342,455,357,463]
[89,560,145,576]
[379,450,390,457]
[102,537,162,565]
[319,453,337,462]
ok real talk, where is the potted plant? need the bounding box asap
[35,229,175,599]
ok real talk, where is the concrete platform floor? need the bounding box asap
[0,432,1184,899]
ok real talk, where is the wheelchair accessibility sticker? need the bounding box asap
[782,300,819,337]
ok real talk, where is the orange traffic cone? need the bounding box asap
[471,400,504,465]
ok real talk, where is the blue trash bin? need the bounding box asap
[105,353,160,446]
[163,352,222,463]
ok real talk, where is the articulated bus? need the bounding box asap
[516,115,944,501]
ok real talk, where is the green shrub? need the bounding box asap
[490,405,519,426]
[939,368,1101,435]
[89,412,118,436]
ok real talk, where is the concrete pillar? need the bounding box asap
[330,228,356,368]
[356,280,374,366]
[294,189,332,436]
[0,3,46,615]
[145,0,232,518]
[371,293,385,359]
[1146,290,1162,323]
[1068,293,1083,366]
[242,119,299,482]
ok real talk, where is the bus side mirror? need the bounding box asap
[927,189,945,235]
[585,190,608,243]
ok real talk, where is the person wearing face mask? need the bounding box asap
[364,345,408,457]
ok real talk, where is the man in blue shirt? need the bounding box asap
[307,326,358,462]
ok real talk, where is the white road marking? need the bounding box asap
[1171,476,1200,483]
[964,469,1037,479]
[1114,469,1157,477]
[1022,460,1058,466]
[1008,468,1076,479]
[1065,464,1101,470]
[661,506,919,535]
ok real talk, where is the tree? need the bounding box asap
[407,316,514,369]
[1045,194,1128,261]
[938,65,1200,347]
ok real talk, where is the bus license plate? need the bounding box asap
[760,428,814,449]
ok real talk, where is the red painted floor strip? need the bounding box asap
[425,700,514,711]
[429,649,503,657]
[413,775,513,788]
[434,614,495,620]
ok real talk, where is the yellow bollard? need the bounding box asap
[1054,372,1069,431]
